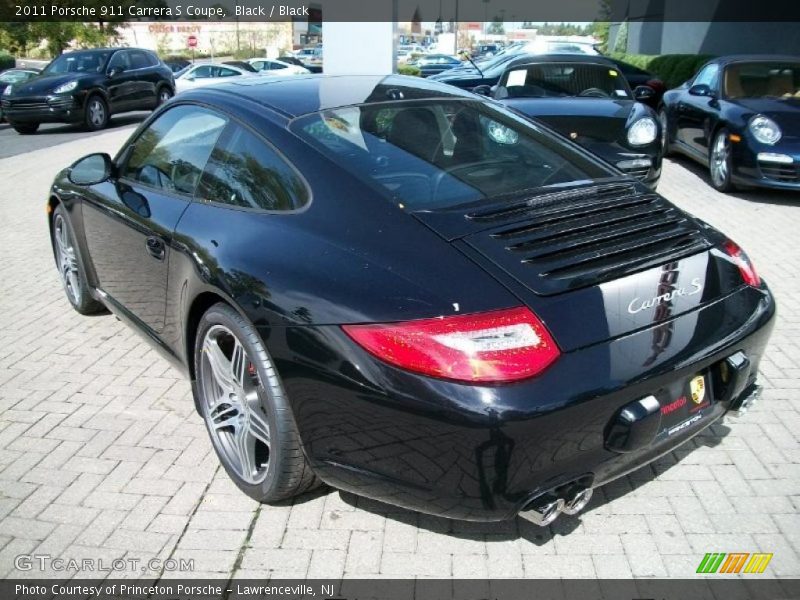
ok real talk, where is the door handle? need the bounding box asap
[146,236,165,260]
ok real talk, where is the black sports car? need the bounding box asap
[48,75,774,525]
[481,55,663,189]
[1,48,174,134]
[660,55,800,192]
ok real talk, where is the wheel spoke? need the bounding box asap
[208,402,239,429]
[248,407,271,446]
[233,421,256,478]
[230,340,247,388]
[203,336,236,393]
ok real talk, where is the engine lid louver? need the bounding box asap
[462,183,711,296]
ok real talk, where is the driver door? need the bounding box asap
[676,63,720,156]
[81,105,227,333]
[105,50,138,112]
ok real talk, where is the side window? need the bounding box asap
[197,123,309,211]
[107,51,131,73]
[217,67,239,77]
[272,62,287,70]
[693,64,720,90]
[192,65,213,78]
[129,51,150,70]
[122,105,227,196]
[251,61,266,71]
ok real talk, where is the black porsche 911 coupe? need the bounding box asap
[48,75,774,525]
[660,55,800,192]
[478,55,663,189]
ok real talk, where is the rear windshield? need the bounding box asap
[291,99,609,210]
[723,62,800,98]
[500,63,631,99]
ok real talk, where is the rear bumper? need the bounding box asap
[1,93,84,124]
[276,284,775,522]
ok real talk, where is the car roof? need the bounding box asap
[507,53,616,67]
[711,54,800,66]
[183,74,479,118]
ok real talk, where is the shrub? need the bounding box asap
[609,52,716,89]
[0,51,15,72]
[397,64,421,77]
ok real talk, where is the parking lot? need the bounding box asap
[0,123,798,580]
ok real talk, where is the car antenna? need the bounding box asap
[461,52,484,78]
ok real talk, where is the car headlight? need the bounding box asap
[54,81,78,94]
[627,117,658,146]
[749,114,781,145]
[2,85,11,96]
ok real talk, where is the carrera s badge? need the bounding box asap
[628,277,703,315]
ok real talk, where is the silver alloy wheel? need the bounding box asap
[88,98,106,128]
[53,214,81,305]
[710,132,729,187]
[199,325,271,484]
[159,89,171,104]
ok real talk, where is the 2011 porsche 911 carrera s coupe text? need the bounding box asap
[48,75,775,525]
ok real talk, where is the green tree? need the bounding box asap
[486,18,505,35]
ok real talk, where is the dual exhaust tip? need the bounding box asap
[518,487,593,526]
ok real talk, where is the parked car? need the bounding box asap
[163,57,191,74]
[429,52,536,90]
[479,55,663,188]
[247,58,310,75]
[48,75,774,525]
[276,55,307,69]
[415,54,462,77]
[0,68,40,121]
[660,55,800,192]
[223,60,259,73]
[175,63,255,93]
[472,43,500,58]
[606,57,666,109]
[1,48,174,134]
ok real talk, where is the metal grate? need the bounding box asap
[759,162,798,183]
[464,183,710,295]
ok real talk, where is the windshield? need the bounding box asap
[291,99,608,210]
[499,63,631,99]
[723,62,800,98]
[43,51,111,75]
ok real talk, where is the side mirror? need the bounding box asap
[185,75,196,81]
[633,85,655,101]
[688,83,713,97]
[68,153,114,186]
[108,66,124,77]
[472,84,492,97]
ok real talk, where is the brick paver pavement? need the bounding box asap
[0,127,798,580]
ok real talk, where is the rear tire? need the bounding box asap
[51,205,105,315]
[709,128,736,193]
[84,94,109,131]
[194,303,322,502]
[13,122,39,135]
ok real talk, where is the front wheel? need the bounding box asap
[51,205,105,315]
[658,108,671,157]
[13,122,39,135]
[194,303,321,502]
[84,95,109,131]
[709,128,736,193]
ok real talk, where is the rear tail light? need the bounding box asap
[724,240,761,287]
[646,78,665,92]
[342,306,560,383]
